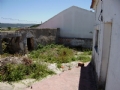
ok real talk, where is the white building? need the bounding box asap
[91,0,120,90]
[37,6,95,39]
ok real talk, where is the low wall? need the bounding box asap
[58,37,92,49]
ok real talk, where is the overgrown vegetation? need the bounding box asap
[0,28,19,31]
[30,44,74,63]
[77,55,91,62]
[77,50,92,63]
[2,41,7,53]
[29,44,92,67]
[0,59,54,82]
[81,50,92,55]
[0,53,11,58]
[0,44,92,82]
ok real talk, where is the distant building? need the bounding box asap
[37,6,95,48]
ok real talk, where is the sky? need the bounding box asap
[0,0,92,24]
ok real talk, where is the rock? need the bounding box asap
[78,62,84,67]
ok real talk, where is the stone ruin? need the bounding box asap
[0,28,60,54]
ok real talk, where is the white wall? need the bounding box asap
[99,23,112,87]
[37,6,95,39]
[103,0,120,90]
[92,0,103,80]
[93,0,120,90]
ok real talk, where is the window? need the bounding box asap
[94,30,99,52]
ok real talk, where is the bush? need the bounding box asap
[37,44,44,49]
[81,50,92,55]
[7,27,11,30]
[0,63,54,82]
[57,63,62,68]
[29,44,92,68]
[29,44,75,63]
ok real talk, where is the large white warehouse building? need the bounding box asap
[37,6,95,39]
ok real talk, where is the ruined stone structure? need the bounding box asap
[0,28,60,54]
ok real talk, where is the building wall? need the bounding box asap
[92,0,103,81]
[37,6,95,39]
[103,0,120,90]
[93,0,120,90]
[99,23,112,88]
[92,0,112,88]
[58,37,92,49]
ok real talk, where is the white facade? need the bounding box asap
[37,6,95,39]
[91,0,120,90]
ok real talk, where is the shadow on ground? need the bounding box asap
[78,62,97,90]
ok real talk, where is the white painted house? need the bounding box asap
[91,0,120,90]
[37,6,95,39]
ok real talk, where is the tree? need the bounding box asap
[8,27,11,30]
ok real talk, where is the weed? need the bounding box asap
[57,63,62,68]
[81,50,92,55]
[22,57,32,65]
[77,55,91,62]
[0,63,55,82]
[37,44,44,49]
[29,44,92,65]
[1,53,11,58]
[29,44,75,64]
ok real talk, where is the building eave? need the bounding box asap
[90,0,95,9]
[90,0,95,8]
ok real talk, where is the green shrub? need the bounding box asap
[88,51,92,55]
[0,63,54,82]
[37,44,44,49]
[57,63,62,68]
[77,55,91,62]
[71,57,76,61]
[29,44,91,67]
[29,44,75,64]
[81,51,92,55]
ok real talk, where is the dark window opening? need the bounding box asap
[94,30,99,52]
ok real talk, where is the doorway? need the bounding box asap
[27,38,34,51]
[99,22,112,88]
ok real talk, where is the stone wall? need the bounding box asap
[17,28,60,54]
[0,28,60,54]
[58,37,92,49]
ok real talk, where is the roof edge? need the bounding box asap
[37,6,94,28]
[90,0,96,9]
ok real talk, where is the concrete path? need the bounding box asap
[25,62,97,90]
[25,67,80,90]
